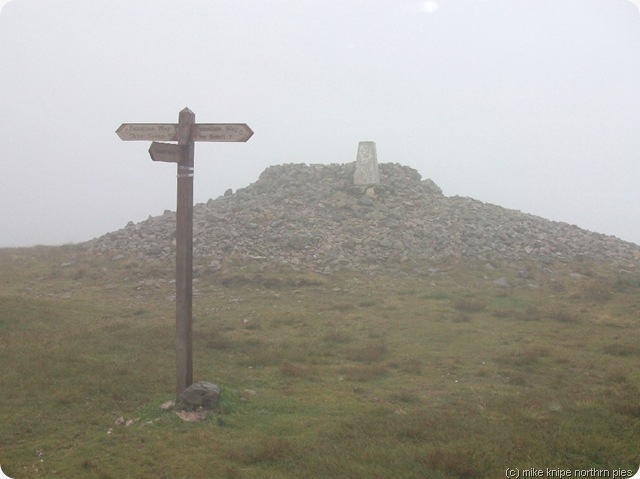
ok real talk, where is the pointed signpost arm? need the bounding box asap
[175,108,195,399]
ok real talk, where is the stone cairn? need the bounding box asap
[85,146,640,272]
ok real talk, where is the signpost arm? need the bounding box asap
[175,108,195,399]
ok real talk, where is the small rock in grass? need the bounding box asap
[177,382,220,411]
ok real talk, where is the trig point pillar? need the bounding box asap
[353,141,380,185]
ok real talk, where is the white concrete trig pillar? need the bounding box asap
[354,141,380,185]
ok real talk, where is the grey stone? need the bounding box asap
[177,382,220,411]
[493,277,511,288]
[422,179,442,194]
[357,197,374,207]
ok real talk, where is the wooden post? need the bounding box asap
[116,110,252,402]
[175,108,195,399]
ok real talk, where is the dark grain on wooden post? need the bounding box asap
[175,108,195,399]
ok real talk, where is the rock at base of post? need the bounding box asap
[177,381,220,411]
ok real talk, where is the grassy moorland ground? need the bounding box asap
[0,245,639,478]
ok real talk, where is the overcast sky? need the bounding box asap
[1,0,639,247]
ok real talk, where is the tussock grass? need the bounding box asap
[224,436,295,465]
[612,402,640,418]
[280,361,317,378]
[340,365,389,382]
[323,302,356,312]
[394,356,423,374]
[520,305,542,321]
[453,296,487,313]
[1,248,639,478]
[582,280,614,302]
[322,330,352,343]
[496,347,551,367]
[547,307,579,323]
[602,343,640,357]
[346,342,388,362]
[357,299,377,307]
[452,312,472,323]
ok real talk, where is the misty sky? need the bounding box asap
[1,0,640,247]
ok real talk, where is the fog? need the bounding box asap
[1,0,639,247]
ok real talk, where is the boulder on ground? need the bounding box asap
[177,382,220,411]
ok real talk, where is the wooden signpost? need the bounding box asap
[117,108,253,400]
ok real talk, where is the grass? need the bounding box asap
[0,246,639,478]
[453,296,486,313]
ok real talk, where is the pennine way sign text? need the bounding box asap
[117,122,253,143]
[116,124,178,142]
[191,123,253,142]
